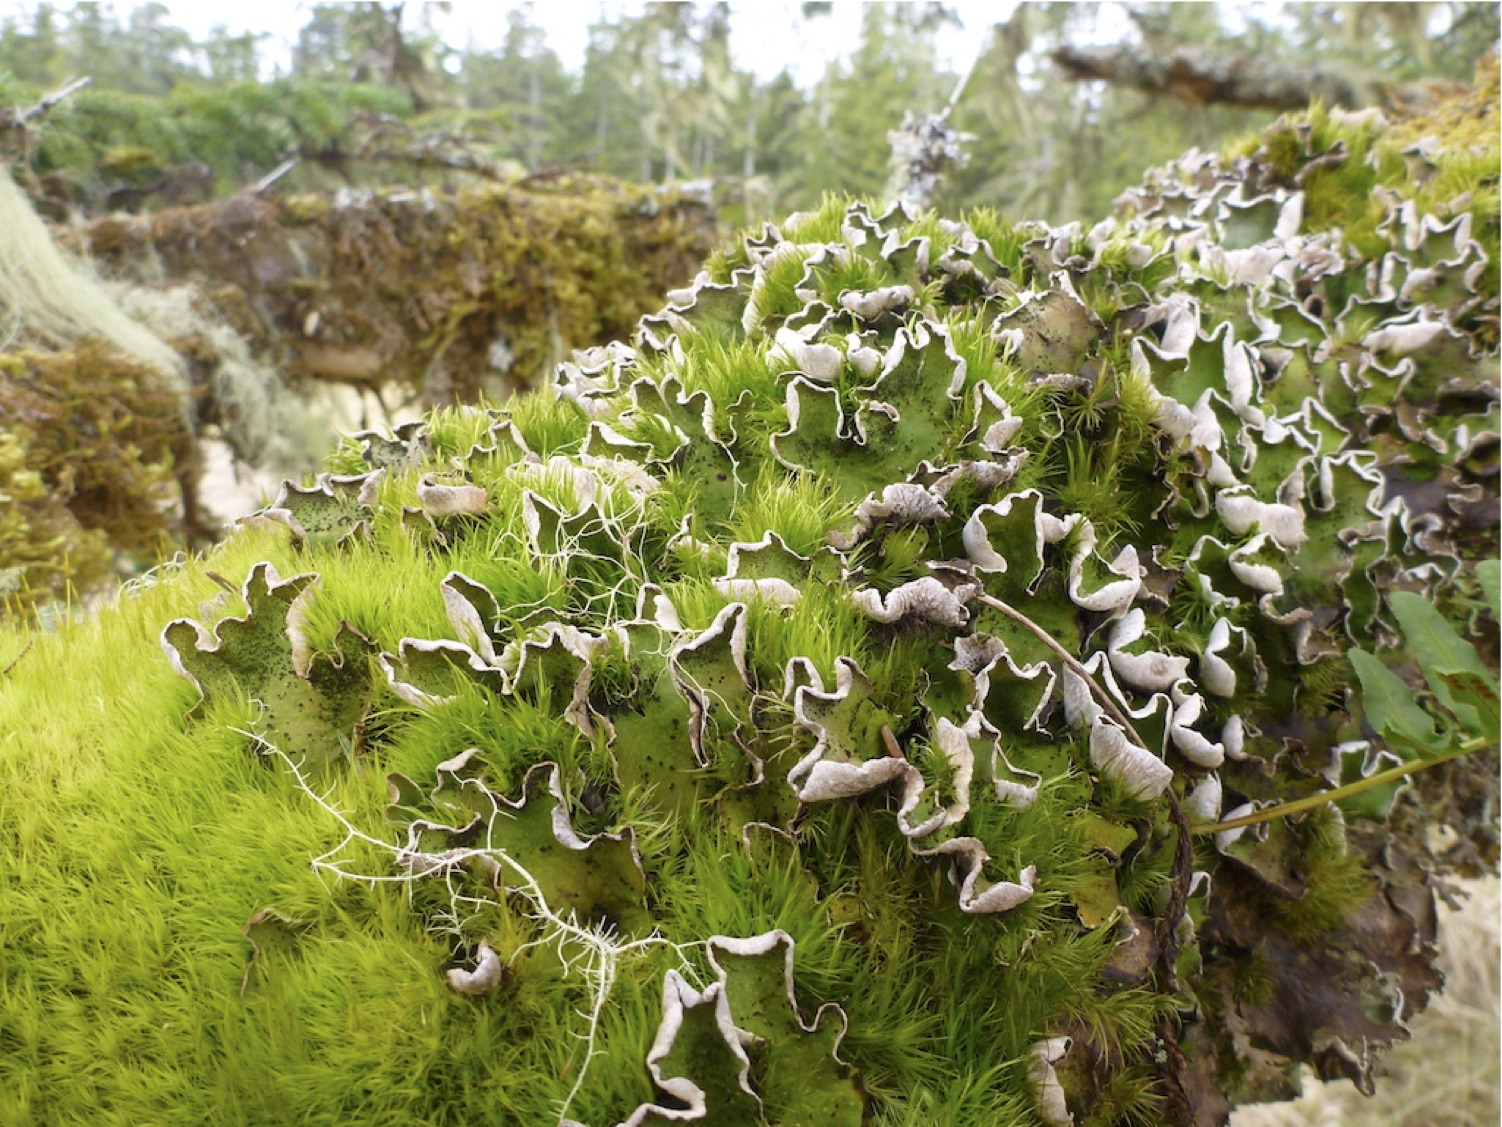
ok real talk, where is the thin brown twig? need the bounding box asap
[1,639,32,677]
[205,570,238,594]
[975,591,1149,748]
[976,590,1195,997]
[1158,787,1194,989]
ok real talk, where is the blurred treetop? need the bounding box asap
[0,1,1496,224]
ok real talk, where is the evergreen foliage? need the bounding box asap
[2,2,1495,223]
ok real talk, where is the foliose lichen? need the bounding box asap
[145,76,1500,1125]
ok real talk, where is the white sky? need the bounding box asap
[0,0,1042,87]
[0,2,1320,88]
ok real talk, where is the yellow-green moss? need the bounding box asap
[0,343,189,616]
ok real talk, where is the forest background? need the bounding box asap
[1,0,1498,229]
[0,1,1497,604]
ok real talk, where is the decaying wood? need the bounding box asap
[64,176,719,403]
[1051,43,1370,110]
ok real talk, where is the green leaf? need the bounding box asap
[1329,741,1409,822]
[1433,668,1501,740]
[1479,559,1500,619]
[1347,649,1445,756]
[1389,591,1493,732]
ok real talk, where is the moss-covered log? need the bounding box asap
[71,174,720,403]
[1051,42,1369,110]
[0,174,717,612]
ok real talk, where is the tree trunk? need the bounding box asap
[527,66,542,172]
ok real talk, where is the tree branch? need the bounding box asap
[11,76,93,127]
[2,76,92,172]
[1051,43,1368,110]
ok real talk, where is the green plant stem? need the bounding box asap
[1191,736,1495,835]
[975,589,1497,838]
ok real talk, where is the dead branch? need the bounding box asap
[2,76,92,176]
[1051,43,1370,110]
[285,111,517,185]
[253,158,300,195]
[8,75,92,129]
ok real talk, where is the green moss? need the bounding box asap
[1232,950,1277,1009]
[781,193,858,244]
[0,343,190,617]
[1267,811,1376,943]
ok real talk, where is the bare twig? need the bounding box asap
[10,76,92,128]
[253,158,299,195]
[975,591,1195,1001]
[205,570,239,593]
[3,76,91,176]
[887,39,981,210]
[1,639,32,678]
[943,40,982,118]
[974,592,1149,750]
[1158,788,1194,986]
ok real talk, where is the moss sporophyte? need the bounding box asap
[1,81,1497,1126]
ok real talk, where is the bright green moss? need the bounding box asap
[1265,811,1377,942]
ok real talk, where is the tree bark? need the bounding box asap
[1051,42,1370,110]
